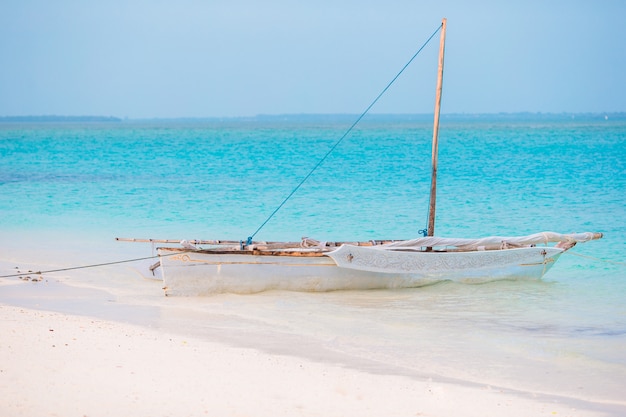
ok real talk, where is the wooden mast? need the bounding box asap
[427,18,447,237]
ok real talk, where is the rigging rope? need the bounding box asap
[246,22,444,244]
[566,251,626,267]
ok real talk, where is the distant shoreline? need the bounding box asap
[0,115,122,123]
[0,112,624,123]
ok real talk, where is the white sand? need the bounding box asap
[0,303,617,417]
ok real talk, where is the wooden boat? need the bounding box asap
[118,19,603,295]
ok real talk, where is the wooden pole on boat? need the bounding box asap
[427,18,447,237]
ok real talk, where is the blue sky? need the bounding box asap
[1,0,624,118]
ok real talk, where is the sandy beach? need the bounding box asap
[0,304,613,417]
[1,274,623,417]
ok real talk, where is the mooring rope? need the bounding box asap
[246,22,444,243]
[0,252,184,279]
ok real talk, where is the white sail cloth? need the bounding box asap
[381,232,602,251]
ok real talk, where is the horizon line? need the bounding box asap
[0,111,624,123]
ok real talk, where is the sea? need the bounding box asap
[1,113,625,410]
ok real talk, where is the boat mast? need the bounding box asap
[427,18,447,237]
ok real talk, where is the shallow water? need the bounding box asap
[1,114,625,406]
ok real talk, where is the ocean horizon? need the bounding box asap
[1,111,626,123]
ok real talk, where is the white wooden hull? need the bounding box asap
[157,246,564,296]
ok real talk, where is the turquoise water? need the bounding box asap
[3,115,624,241]
[1,114,625,406]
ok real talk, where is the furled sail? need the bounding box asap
[380,232,603,251]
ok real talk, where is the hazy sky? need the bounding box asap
[1,0,624,118]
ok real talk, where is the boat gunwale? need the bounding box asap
[157,244,566,258]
